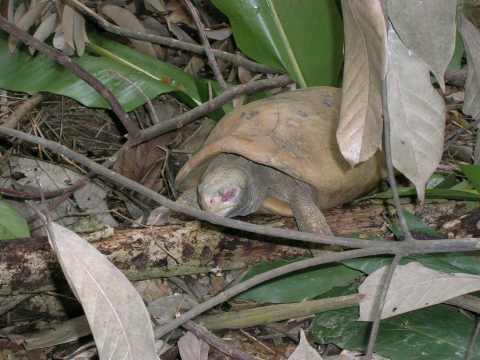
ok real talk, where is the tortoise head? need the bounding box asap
[197,154,262,217]
[197,164,250,217]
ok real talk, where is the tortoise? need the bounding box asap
[175,86,385,235]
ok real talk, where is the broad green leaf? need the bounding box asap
[362,187,480,201]
[237,259,362,304]
[0,200,30,240]
[211,0,343,87]
[311,305,478,359]
[388,210,443,240]
[0,33,216,112]
[460,164,480,192]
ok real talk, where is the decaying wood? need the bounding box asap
[0,205,388,295]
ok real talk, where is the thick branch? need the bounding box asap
[131,75,293,144]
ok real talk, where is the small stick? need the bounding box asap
[63,0,280,75]
[131,75,293,145]
[183,321,257,360]
[1,93,44,129]
[0,15,139,137]
[382,80,414,241]
[184,0,228,90]
[364,253,403,359]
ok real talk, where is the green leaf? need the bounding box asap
[0,200,30,240]
[237,258,362,304]
[448,31,465,70]
[0,33,217,113]
[211,0,343,87]
[311,305,478,359]
[459,164,480,193]
[389,210,443,240]
[363,187,480,201]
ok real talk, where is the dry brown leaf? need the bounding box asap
[460,15,480,120]
[113,135,176,193]
[165,0,193,27]
[102,4,157,58]
[178,332,209,360]
[144,0,166,13]
[61,4,88,55]
[287,330,322,360]
[13,2,26,23]
[184,56,205,76]
[29,13,57,54]
[47,222,159,360]
[386,23,445,201]
[9,0,48,52]
[204,27,232,41]
[359,262,480,321]
[387,0,456,92]
[336,0,387,166]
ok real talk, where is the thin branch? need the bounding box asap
[63,0,280,74]
[155,248,388,338]
[382,79,414,241]
[183,321,256,360]
[466,317,480,360]
[1,93,43,129]
[0,15,139,137]
[184,0,228,90]
[131,75,293,144]
[1,126,480,255]
[365,254,403,359]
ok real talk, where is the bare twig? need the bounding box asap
[183,321,256,360]
[466,317,480,360]
[0,15,139,137]
[2,126,480,255]
[131,75,293,145]
[364,254,403,360]
[382,80,414,241]
[1,93,43,129]
[62,0,280,74]
[184,0,228,90]
[155,248,388,338]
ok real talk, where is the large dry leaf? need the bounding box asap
[62,5,88,56]
[101,4,157,58]
[29,13,57,54]
[178,332,209,360]
[460,15,480,120]
[287,330,322,360]
[336,0,387,165]
[386,24,445,201]
[47,222,159,360]
[144,0,165,13]
[9,0,48,52]
[359,262,480,321]
[386,0,456,92]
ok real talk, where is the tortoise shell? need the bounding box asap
[176,86,384,211]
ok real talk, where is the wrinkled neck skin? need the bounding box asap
[197,154,266,217]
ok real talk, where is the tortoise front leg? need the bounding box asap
[289,182,333,236]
